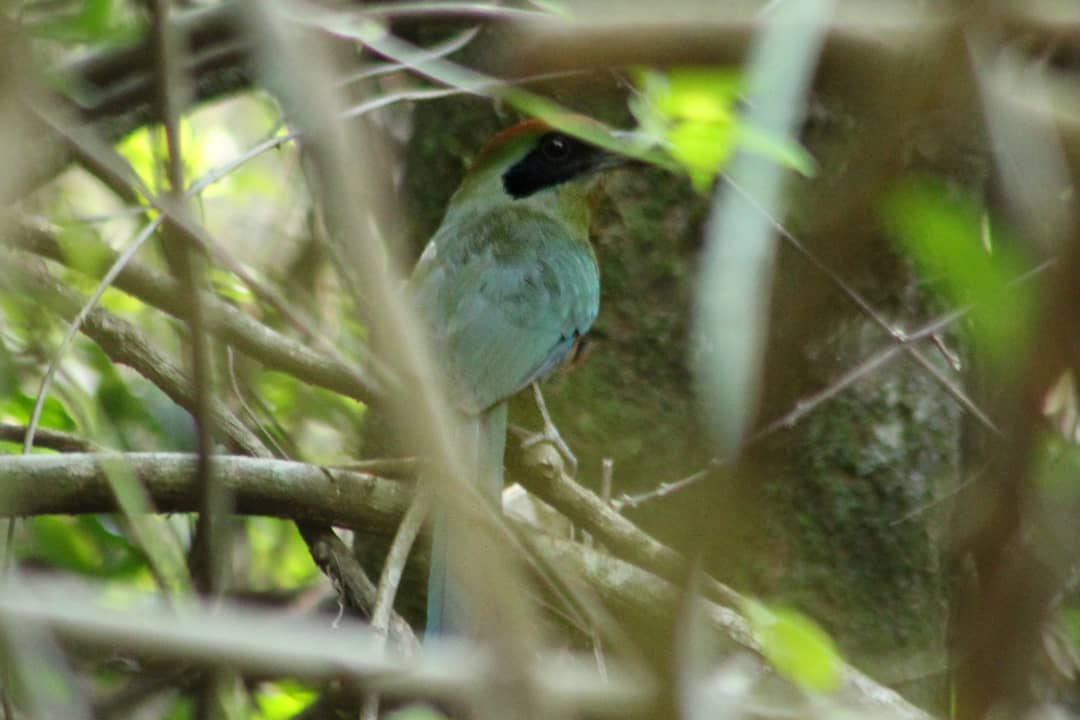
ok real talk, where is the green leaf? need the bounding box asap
[254,681,317,720]
[2,392,77,433]
[246,518,318,590]
[30,0,138,45]
[631,68,814,191]
[736,125,817,178]
[667,121,738,193]
[745,601,842,693]
[57,223,114,277]
[1065,607,1080,649]
[24,516,144,578]
[0,338,17,399]
[99,457,192,594]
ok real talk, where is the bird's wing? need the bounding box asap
[411,206,600,415]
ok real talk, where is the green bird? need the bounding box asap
[411,118,629,636]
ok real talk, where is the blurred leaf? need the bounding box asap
[246,518,318,590]
[256,370,364,464]
[117,121,208,195]
[1032,433,1080,557]
[1065,607,1080,649]
[24,516,144,578]
[736,125,817,178]
[883,177,1035,369]
[83,343,163,449]
[745,601,842,693]
[99,457,191,594]
[30,0,139,45]
[254,681,317,720]
[2,392,77,433]
[631,68,814,191]
[0,337,17,399]
[162,696,194,720]
[208,266,254,306]
[57,222,114,277]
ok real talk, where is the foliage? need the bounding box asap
[745,601,842,693]
[0,0,1078,719]
[631,67,815,191]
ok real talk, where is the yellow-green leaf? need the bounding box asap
[745,601,842,692]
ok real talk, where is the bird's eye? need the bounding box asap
[541,135,571,162]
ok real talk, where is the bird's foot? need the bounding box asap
[521,383,578,477]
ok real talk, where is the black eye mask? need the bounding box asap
[502,132,608,199]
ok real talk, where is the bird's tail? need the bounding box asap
[426,402,508,638]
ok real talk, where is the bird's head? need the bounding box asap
[446,117,633,224]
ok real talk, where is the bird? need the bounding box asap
[410,117,631,637]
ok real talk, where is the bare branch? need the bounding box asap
[297,523,420,654]
[0,453,929,718]
[0,453,408,536]
[1,253,269,457]
[0,424,102,454]
[8,221,378,406]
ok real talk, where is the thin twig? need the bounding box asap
[341,70,588,119]
[28,99,395,401]
[616,259,1058,509]
[334,27,480,88]
[152,0,224,606]
[2,254,270,457]
[332,457,421,476]
[226,348,289,460]
[9,222,376,406]
[723,176,1002,436]
[370,488,432,634]
[0,424,103,453]
[19,217,162,453]
[613,459,723,512]
[600,458,614,505]
[297,524,420,654]
[308,1,551,22]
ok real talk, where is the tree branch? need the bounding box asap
[0,453,408,534]
[509,438,745,611]
[0,254,414,645]
[0,451,929,718]
[296,523,420,654]
[0,423,102,453]
[1,253,269,457]
[7,221,377,406]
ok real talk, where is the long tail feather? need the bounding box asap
[426,402,508,637]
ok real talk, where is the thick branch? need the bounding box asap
[0,451,928,719]
[0,453,409,533]
[0,576,651,714]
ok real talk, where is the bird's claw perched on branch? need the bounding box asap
[521,383,578,476]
